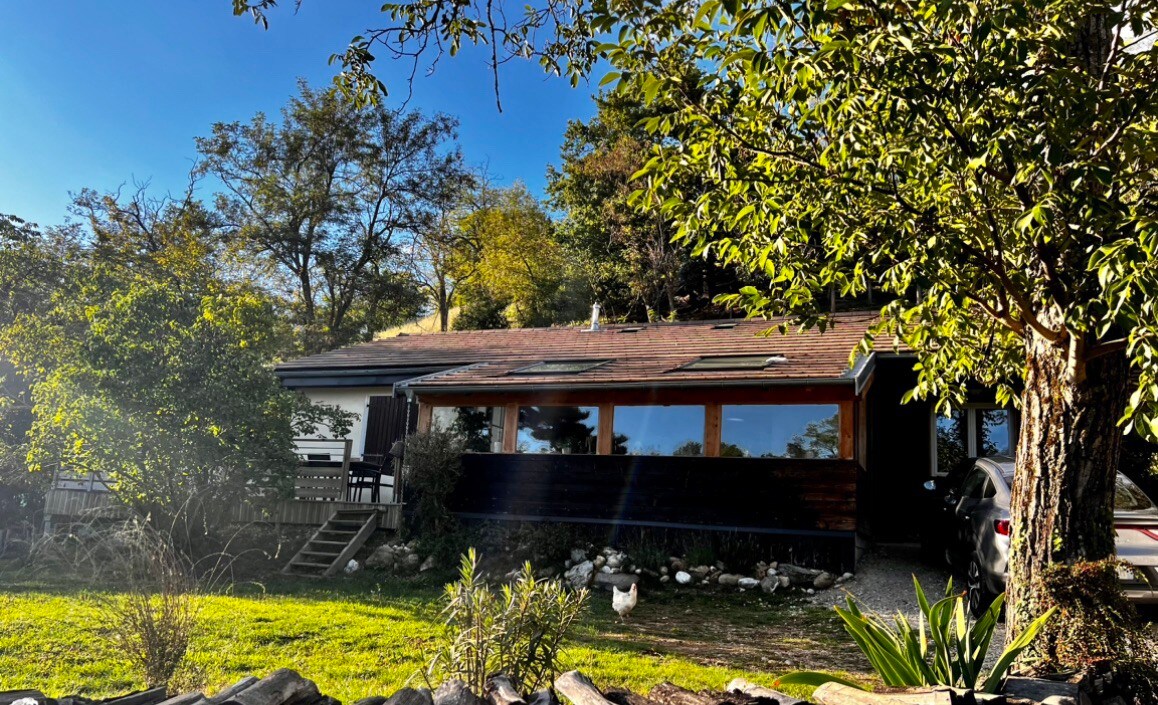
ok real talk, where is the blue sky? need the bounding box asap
[0,1,598,227]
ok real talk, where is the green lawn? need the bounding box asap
[0,572,865,702]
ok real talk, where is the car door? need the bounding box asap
[952,466,992,562]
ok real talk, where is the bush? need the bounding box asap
[405,429,466,537]
[427,549,589,695]
[777,577,1056,694]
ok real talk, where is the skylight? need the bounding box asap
[712,322,738,329]
[511,360,609,375]
[679,354,787,371]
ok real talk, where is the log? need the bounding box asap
[1,693,48,705]
[526,692,558,705]
[485,678,525,705]
[554,672,615,705]
[602,690,660,705]
[725,679,806,705]
[223,670,318,705]
[352,698,388,705]
[811,684,957,705]
[385,688,434,705]
[208,678,262,705]
[101,689,168,705]
[153,694,205,705]
[433,681,487,705]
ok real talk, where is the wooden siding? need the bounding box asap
[364,396,415,460]
[448,453,861,535]
[43,489,400,529]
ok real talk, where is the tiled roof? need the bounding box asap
[277,312,880,389]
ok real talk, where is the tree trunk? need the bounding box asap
[1004,329,1128,667]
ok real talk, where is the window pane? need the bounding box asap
[432,406,505,453]
[517,406,599,454]
[935,409,968,474]
[612,406,704,456]
[976,409,1012,457]
[720,405,840,458]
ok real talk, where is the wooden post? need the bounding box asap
[416,402,433,433]
[597,404,614,454]
[704,403,722,457]
[340,438,352,501]
[502,403,518,453]
[839,400,855,459]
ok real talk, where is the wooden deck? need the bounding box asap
[43,488,401,529]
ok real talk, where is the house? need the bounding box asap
[276,311,1017,569]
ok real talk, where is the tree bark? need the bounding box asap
[1004,328,1128,666]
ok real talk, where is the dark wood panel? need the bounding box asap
[447,454,861,533]
[364,396,414,460]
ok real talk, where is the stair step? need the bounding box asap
[319,528,358,534]
[301,550,341,557]
[310,540,348,546]
[291,561,334,569]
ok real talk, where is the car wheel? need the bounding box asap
[967,554,995,619]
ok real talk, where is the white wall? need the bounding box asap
[301,386,395,459]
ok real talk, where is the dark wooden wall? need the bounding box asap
[364,396,416,460]
[448,453,860,539]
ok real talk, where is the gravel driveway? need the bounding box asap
[807,543,1008,653]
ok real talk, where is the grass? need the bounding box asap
[0,571,864,702]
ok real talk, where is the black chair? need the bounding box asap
[347,456,397,503]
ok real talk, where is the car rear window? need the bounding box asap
[1115,474,1155,512]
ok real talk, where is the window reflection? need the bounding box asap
[976,409,1012,457]
[936,409,969,474]
[431,406,505,453]
[612,405,704,456]
[720,405,841,458]
[517,406,599,454]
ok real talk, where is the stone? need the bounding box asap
[659,566,668,575]
[778,575,791,588]
[689,565,710,579]
[670,558,686,572]
[571,548,588,564]
[600,565,613,574]
[738,577,760,589]
[602,546,616,557]
[813,572,836,590]
[564,560,594,589]
[365,545,396,569]
[343,559,360,574]
[593,555,607,569]
[717,573,742,587]
[759,575,780,594]
[675,571,692,585]
[659,575,670,583]
[419,555,437,572]
[403,552,422,570]
[714,560,728,571]
[594,572,639,590]
[839,572,855,582]
[778,563,823,586]
[606,553,624,569]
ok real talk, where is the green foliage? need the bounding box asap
[404,429,466,537]
[196,81,455,353]
[0,215,352,536]
[1038,561,1158,703]
[428,549,590,695]
[778,577,1056,694]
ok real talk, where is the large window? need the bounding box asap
[720,404,841,458]
[431,406,505,453]
[612,405,705,456]
[517,406,599,454]
[932,406,1015,474]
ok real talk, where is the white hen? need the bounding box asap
[612,582,638,621]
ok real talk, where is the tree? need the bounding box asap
[784,414,840,460]
[455,184,583,327]
[0,220,351,541]
[548,92,746,321]
[232,0,1158,675]
[196,82,458,353]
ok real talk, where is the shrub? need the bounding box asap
[777,577,1056,694]
[427,549,589,695]
[405,429,466,537]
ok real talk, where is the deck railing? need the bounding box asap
[292,437,353,501]
[52,469,111,493]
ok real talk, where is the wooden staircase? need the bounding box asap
[283,508,379,577]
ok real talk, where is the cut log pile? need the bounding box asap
[0,669,1082,705]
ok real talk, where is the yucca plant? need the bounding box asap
[777,577,1056,694]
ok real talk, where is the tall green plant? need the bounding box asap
[427,549,589,695]
[777,577,1056,694]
